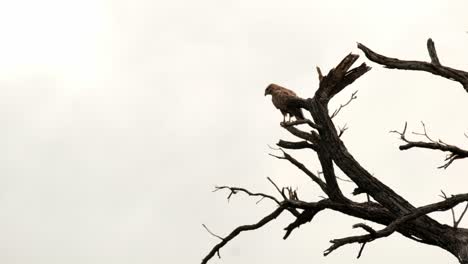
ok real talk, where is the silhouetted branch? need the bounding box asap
[282,118,320,129]
[427,38,441,65]
[455,203,468,229]
[316,54,371,101]
[391,122,468,168]
[277,139,318,151]
[357,40,468,92]
[331,90,358,119]
[281,122,320,143]
[270,148,328,194]
[202,224,223,240]
[325,193,468,256]
[214,186,280,204]
[201,206,286,264]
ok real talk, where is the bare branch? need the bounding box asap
[266,177,301,217]
[427,38,441,66]
[392,122,468,169]
[202,224,223,240]
[281,118,320,129]
[283,208,321,239]
[281,122,320,144]
[316,54,371,101]
[201,206,286,264]
[440,190,457,227]
[331,90,358,119]
[390,121,409,142]
[279,150,328,195]
[214,186,280,205]
[267,177,288,201]
[317,66,324,81]
[337,123,348,138]
[455,202,468,228]
[353,223,377,235]
[282,198,345,240]
[324,193,468,256]
[277,139,318,151]
[400,138,468,169]
[336,175,353,183]
[357,40,468,92]
[357,242,367,258]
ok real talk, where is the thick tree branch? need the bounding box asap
[325,193,468,256]
[357,40,468,92]
[315,145,347,201]
[281,123,320,144]
[277,139,318,151]
[316,54,371,101]
[282,198,431,244]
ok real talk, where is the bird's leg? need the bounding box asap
[283,114,286,123]
[288,114,292,122]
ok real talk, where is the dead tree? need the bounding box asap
[201,39,468,264]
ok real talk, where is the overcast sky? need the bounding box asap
[0,1,467,264]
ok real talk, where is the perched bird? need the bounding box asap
[264,83,305,122]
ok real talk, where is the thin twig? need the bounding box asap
[455,202,468,228]
[357,242,367,258]
[331,90,358,119]
[440,190,457,227]
[214,186,280,205]
[202,224,223,240]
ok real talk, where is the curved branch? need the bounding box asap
[271,149,328,194]
[325,193,468,256]
[201,206,286,264]
[281,123,320,143]
[357,40,468,92]
[391,122,468,168]
[214,186,280,205]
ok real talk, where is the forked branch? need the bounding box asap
[357,39,468,92]
[325,193,468,256]
[391,122,468,168]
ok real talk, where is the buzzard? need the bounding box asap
[264,83,305,122]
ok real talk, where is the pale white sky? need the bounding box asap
[0,1,467,263]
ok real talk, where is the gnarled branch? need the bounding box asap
[357,40,468,92]
[391,122,468,168]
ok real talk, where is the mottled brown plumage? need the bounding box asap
[264,83,305,122]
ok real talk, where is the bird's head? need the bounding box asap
[264,83,278,96]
